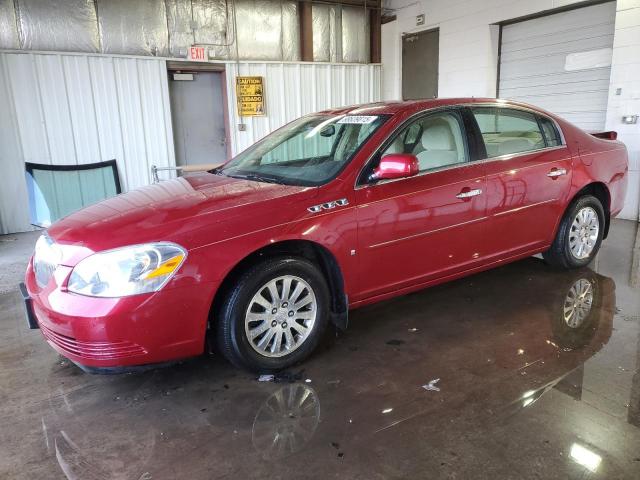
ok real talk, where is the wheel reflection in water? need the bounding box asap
[252,383,320,459]
[563,278,594,329]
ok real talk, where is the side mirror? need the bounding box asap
[320,125,336,137]
[372,154,419,181]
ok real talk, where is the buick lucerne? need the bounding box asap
[22,98,628,372]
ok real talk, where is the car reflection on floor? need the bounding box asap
[34,258,621,479]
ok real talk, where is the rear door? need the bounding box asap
[353,108,487,301]
[469,106,572,260]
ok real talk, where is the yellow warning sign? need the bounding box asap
[236,76,265,116]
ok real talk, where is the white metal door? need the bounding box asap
[499,2,615,131]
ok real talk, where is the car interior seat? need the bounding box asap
[415,118,464,170]
[497,138,534,156]
[383,136,406,155]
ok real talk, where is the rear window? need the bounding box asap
[471,107,546,158]
[539,116,562,147]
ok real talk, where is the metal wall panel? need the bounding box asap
[0,52,176,234]
[0,54,28,233]
[98,0,169,57]
[314,4,371,63]
[499,2,616,131]
[234,1,300,61]
[281,1,300,62]
[0,54,381,233]
[1,0,370,63]
[166,0,231,58]
[312,4,332,62]
[0,0,19,49]
[342,6,370,64]
[224,62,381,155]
[17,0,99,52]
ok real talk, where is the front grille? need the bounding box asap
[40,322,146,360]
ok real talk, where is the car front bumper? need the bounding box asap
[24,260,217,371]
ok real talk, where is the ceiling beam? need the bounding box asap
[298,0,382,10]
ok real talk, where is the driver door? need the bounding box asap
[353,109,488,301]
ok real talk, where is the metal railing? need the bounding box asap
[151,163,222,183]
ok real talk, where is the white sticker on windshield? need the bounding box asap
[337,115,378,124]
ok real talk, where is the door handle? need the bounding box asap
[456,188,482,199]
[547,168,567,178]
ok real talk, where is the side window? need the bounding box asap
[381,112,468,172]
[539,116,562,147]
[471,107,546,158]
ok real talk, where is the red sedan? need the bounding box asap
[23,98,628,373]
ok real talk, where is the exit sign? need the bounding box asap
[189,46,206,61]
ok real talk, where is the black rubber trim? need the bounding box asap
[24,159,122,194]
[19,282,39,330]
[70,359,182,375]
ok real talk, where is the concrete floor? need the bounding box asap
[0,230,40,294]
[1,220,639,479]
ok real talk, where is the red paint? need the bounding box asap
[374,153,419,180]
[25,98,629,369]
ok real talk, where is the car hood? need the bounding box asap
[47,173,316,265]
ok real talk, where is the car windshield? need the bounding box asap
[219,114,389,186]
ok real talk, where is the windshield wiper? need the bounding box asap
[228,173,282,184]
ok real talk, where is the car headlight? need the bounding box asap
[33,233,62,288]
[67,243,187,298]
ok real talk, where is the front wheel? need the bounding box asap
[216,257,330,372]
[543,195,605,269]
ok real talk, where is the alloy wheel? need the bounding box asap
[568,206,599,260]
[244,275,317,358]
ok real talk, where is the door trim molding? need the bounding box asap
[366,215,489,249]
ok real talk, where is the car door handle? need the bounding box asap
[456,188,483,199]
[547,168,567,178]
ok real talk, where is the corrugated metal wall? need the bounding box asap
[225,62,381,154]
[0,53,381,234]
[0,51,176,234]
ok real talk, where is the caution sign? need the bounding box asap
[236,76,265,117]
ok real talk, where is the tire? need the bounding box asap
[543,195,605,269]
[216,256,330,372]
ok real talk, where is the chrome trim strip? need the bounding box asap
[367,216,489,249]
[307,198,349,213]
[478,145,567,163]
[493,198,558,217]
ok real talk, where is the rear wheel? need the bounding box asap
[543,195,605,269]
[216,257,330,372]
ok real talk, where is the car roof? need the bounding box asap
[317,98,548,117]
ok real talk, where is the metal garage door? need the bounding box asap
[499,2,615,131]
